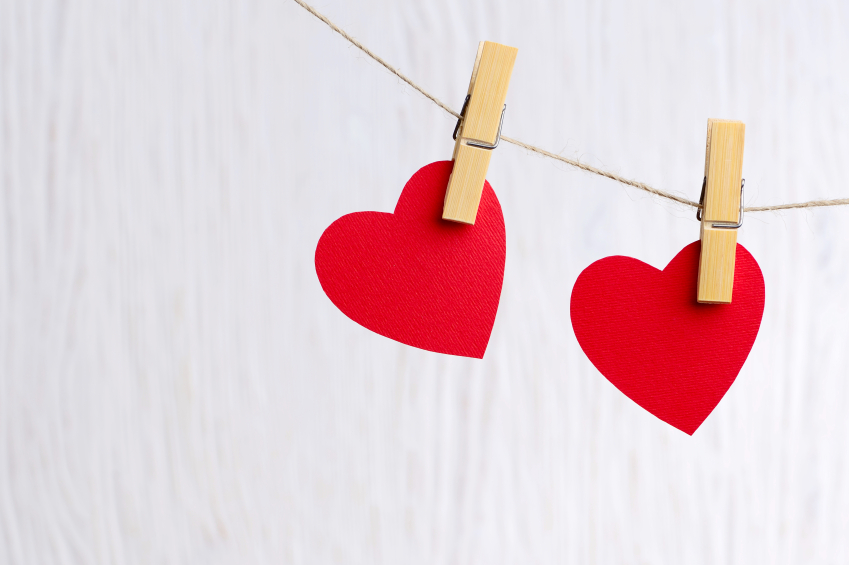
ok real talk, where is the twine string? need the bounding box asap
[292,0,849,213]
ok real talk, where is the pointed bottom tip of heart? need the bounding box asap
[414,344,487,359]
[406,345,486,359]
[670,421,701,436]
[407,341,488,359]
[651,411,706,435]
[364,329,489,359]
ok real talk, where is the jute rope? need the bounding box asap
[292,0,849,213]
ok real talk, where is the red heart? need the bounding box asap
[315,161,506,358]
[570,242,765,434]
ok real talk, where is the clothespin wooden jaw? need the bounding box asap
[442,41,518,225]
[697,119,745,304]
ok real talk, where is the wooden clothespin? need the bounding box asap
[442,41,518,224]
[697,119,746,303]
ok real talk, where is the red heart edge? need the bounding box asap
[570,241,765,435]
[315,161,506,358]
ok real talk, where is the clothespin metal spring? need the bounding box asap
[452,94,507,151]
[697,178,746,229]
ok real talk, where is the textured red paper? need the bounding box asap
[570,242,765,434]
[315,161,506,358]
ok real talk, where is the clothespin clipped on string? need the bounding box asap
[697,119,746,303]
[443,41,518,224]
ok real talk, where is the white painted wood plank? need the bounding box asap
[1,0,848,563]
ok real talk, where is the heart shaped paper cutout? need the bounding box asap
[315,161,506,358]
[570,241,765,434]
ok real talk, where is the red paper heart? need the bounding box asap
[570,242,765,434]
[315,161,506,358]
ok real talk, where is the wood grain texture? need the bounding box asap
[459,42,517,145]
[698,227,738,302]
[698,120,745,303]
[443,41,516,224]
[442,143,493,223]
[703,120,745,222]
[2,1,849,564]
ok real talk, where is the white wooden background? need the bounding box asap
[2,0,849,563]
